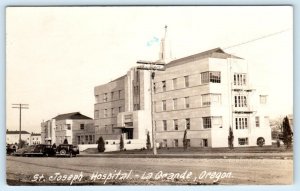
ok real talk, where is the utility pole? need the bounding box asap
[136,61,165,155]
[12,104,29,147]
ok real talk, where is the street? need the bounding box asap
[6,156,292,185]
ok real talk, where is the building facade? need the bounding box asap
[6,130,31,145]
[41,112,95,145]
[94,69,152,144]
[94,48,272,148]
[30,133,41,145]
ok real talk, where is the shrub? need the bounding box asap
[146,131,151,150]
[97,136,105,152]
[120,135,124,151]
[63,139,68,144]
[228,127,234,149]
[257,137,265,147]
[282,116,293,149]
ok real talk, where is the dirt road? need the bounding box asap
[6,156,293,185]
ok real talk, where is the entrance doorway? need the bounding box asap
[122,128,133,139]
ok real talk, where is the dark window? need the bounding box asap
[80,124,84,130]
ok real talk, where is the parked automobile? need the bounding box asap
[6,144,18,155]
[14,145,35,156]
[24,144,56,157]
[56,144,79,157]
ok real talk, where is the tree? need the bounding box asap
[119,134,124,151]
[63,138,68,144]
[228,127,234,149]
[97,136,105,152]
[146,131,151,150]
[183,129,188,151]
[282,116,293,149]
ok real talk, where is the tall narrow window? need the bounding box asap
[94,110,99,119]
[162,100,166,111]
[118,106,122,113]
[186,118,190,130]
[174,119,178,130]
[185,97,190,108]
[173,78,177,89]
[255,116,260,127]
[111,108,114,116]
[80,124,84,130]
[118,90,121,99]
[111,92,114,100]
[104,109,107,117]
[162,81,166,92]
[104,93,108,102]
[203,117,211,129]
[184,76,189,87]
[173,98,177,110]
[174,139,178,147]
[163,120,167,131]
[235,117,248,129]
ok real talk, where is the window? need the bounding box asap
[77,136,80,144]
[202,139,208,147]
[202,94,221,106]
[255,116,260,127]
[94,110,99,119]
[201,71,221,84]
[80,124,84,130]
[186,118,190,130]
[111,108,114,116]
[104,109,107,117]
[234,96,247,107]
[95,95,99,103]
[118,90,122,99]
[203,117,212,129]
[173,78,177,89]
[163,139,167,147]
[238,138,249,145]
[184,76,189,87]
[111,92,114,100]
[118,106,122,113]
[185,97,190,108]
[67,124,71,130]
[260,95,267,104]
[174,119,178,130]
[89,135,93,141]
[173,98,177,110]
[162,100,166,111]
[134,104,140,110]
[234,73,247,85]
[153,83,156,93]
[212,117,222,128]
[162,81,166,92]
[235,117,248,129]
[85,135,88,141]
[104,93,108,102]
[174,139,178,147]
[163,120,167,131]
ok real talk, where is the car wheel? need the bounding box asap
[60,149,66,155]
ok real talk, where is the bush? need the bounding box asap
[120,135,124,151]
[276,139,281,147]
[63,139,68,144]
[97,136,105,152]
[257,137,265,147]
[282,116,293,149]
[146,131,151,150]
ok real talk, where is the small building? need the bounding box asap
[6,130,30,145]
[41,112,95,145]
[30,133,41,145]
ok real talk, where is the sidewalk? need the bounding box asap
[78,152,293,159]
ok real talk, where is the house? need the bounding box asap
[30,133,41,145]
[6,130,31,145]
[41,112,95,145]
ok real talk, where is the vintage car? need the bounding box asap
[56,144,79,157]
[24,144,56,157]
[14,145,35,156]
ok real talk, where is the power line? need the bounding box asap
[223,28,291,50]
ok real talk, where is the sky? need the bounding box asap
[6,6,293,133]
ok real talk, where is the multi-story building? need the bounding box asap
[153,48,271,148]
[94,47,272,148]
[41,112,95,145]
[94,69,152,144]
